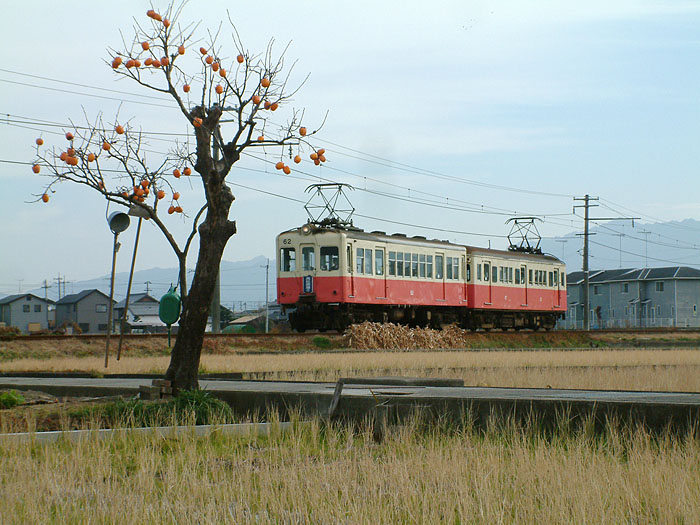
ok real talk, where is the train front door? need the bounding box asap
[300,244,316,294]
[521,265,528,306]
[554,269,561,308]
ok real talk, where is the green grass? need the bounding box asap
[0,390,25,409]
[67,389,234,428]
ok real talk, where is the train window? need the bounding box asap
[477,264,482,281]
[427,256,433,278]
[356,248,364,274]
[549,272,554,287]
[521,266,526,285]
[499,267,504,282]
[375,250,384,276]
[466,263,471,282]
[492,265,498,283]
[435,255,444,279]
[452,258,460,280]
[388,251,396,276]
[302,247,315,271]
[320,246,339,271]
[419,254,426,278]
[515,268,520,285]
[529,269,533,285]
[411,253,419,278]
[280,248,296,272]
[404,253,411,277]
[365,249,373,275]
[554,269,559,286]
[483,263,490,281]
[446,257,453,279]
[397,252,404,277]
[509,267,513,283]
[347,246,352,273]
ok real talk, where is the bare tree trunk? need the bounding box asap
[165,180,236,391]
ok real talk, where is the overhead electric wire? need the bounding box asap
[0,78,174,109]
[599,198,700,234]
[588,239,700,266]
[590,220,700,251]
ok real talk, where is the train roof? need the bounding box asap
[280,224,563,264]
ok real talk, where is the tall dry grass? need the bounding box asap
[0,416,698,523]
[3,348,700,391]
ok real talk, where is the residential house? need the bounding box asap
[55,289,115,334]
[562,267,700,329]
[0,293,54,333]
[114,293,166,333]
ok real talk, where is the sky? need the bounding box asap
[1,0,700,299]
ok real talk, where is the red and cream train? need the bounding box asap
[276,223,566,331]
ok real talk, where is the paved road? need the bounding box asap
[1,376,699,405]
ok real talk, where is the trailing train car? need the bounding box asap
[277,223,566,331]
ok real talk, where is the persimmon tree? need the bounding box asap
[32,4,326,390]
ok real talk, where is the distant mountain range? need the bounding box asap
[28,220,700,307]
[539,219,700,273]
[30,255,274,314]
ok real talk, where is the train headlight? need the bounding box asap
[301,223,312,235]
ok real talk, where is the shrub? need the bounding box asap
[0,390,25,409]
[312,336,332,350]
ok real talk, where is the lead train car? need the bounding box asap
[277,224,566,332]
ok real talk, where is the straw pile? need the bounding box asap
[346,322,470,350]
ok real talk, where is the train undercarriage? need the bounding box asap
[287,300,561,332]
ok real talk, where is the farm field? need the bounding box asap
[1,415,699,522]
[2,329,700,522]
[2,346,700,392]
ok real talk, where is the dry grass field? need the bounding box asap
[3,348,700,391]
[2,328,700,522]
[1,416,699,523]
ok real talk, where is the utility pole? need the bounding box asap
[261,258,270,333]
[555,239,568,260]
[42,279,52,327]
[640,230,651,268]
[16,279,24,293]
[209,123,224,334]
[54,274,63,300]
[612,233,624,268]
[144,281,152,294]
[574,195,639,331]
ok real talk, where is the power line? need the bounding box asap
[0,78,174,109]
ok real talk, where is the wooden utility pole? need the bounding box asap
[574,195,638,331]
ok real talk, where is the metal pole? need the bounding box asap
[104,233,120,368]
[117,217,142,361]
[265,258,269,333]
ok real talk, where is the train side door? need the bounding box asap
[375,246,387,299]
[435,253,446,301]
[462,255,468,302]
[346,244,355,297]
[521,265,528,306]
[300,243,316,294]
[483,260,492,304]
[554,268,561,308]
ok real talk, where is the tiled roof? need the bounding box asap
[56,289,112,305]
[115,293,159,309]
[567,266,700,284]
[0,293,54,305]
